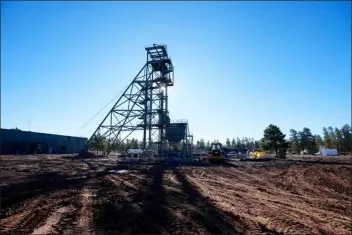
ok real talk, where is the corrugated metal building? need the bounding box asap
[0,128,88,154]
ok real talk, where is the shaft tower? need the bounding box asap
[87,44,174,155]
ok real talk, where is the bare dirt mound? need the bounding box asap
[182,164,352,234]
[1,155,351,235]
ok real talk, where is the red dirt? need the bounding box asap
[1,154,351,234]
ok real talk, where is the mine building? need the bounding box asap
[0,128,87,154]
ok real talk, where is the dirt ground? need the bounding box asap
[1,154,351,235]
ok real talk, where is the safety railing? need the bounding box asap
[145,44,167,51]
[170,119,188,124]
[148,55,172,63]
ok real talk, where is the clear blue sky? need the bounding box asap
[2,1,351,143]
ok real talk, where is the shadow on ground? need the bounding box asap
[92,165,169,234]
[92,163,242,234]
[1,172,88,215]
[172,167,240,234]
[0,165,132,217]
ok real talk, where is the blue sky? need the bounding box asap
[1,1,351,143]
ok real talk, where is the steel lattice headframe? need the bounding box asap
[86,44,175,155]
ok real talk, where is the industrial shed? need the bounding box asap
[0,128,87,154]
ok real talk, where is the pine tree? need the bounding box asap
[254,140,260,149]
[334,128,344,152]
[298,127,316,154]
[328,126,337,149]
[322,127,332,148]
[199,139,205,148]
[289,129,300,154]
[260,124,288,157]
[226,138,231,148]
[314,135,324,149]
[231,138,236,148]
[236,137,241,148]
[341,124,352,153]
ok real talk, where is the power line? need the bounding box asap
[75,84,130,136]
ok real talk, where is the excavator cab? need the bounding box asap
[208,142,225,163]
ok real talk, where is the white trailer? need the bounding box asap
[127,149,144,154]
[320,148,339,156]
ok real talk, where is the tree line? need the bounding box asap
[195,138,260,149]
[89,135,186,153]
[195,124,351,155]
[89,135,143,153]
[89,124,351,155]
[289,124,352,154]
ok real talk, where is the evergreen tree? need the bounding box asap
[249,138,255,149]
[341,124,352,153]
[260,124,288,157]
[254,140,260,149]
[231,138,236,148]
[244,137,249,148]
[130,138,138,149]
[199,139,205,148]
[236,137,241,148]
[314,135,324,148]
[226,138,231,148]
[90,134,108,154]
[327,126,337,148]
[334,128,344,152]
[289,129,300,154]
[323,127,332,148]
[298,127,316,153]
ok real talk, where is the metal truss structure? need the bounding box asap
[87,44,177,156]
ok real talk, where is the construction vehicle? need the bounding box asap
[247,149,274,160]
[207,143,226,163]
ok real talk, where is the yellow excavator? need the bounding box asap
[207,142,226,163]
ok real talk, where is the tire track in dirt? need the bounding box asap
[93,165,206,234]
[133,165,169,234]
[1,189,81,234]
[163,168,235,234]
[1,173,89,217]
[1,156,351,235]
[179,165,352,235]
[0,196,43,232]
[32,205,76,235]
[181,169,280,234]
[92,165,168,234]
[171,167,240,235]
[1,170,92,234]
[221,171,345,233]
[72,188,95,235]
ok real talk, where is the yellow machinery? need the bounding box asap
[207,143,225,163]
[249,151,264,159]
[248,150,274,160]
